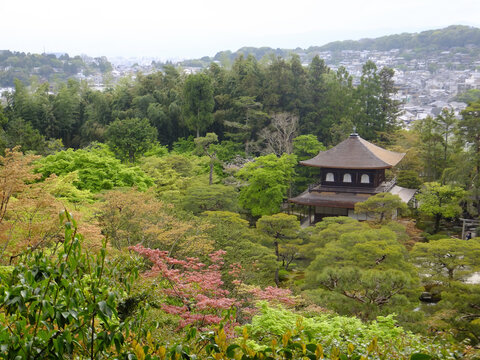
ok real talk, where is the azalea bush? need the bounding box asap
[130,245,298,333]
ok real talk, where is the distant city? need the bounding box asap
[83,49,480,129]
[2,25,480,129]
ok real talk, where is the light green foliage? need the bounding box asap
[249,302,405,343]
[143,143,169,157]
[237,153,297,216]
[307,226,413,273]
[245,303,455,359]
[214,140,245,162]
[455,89,480,104]
[43,172,94,204]
[194,132,218,151]
[417,182,466,232]
[412,238,480,282]
[140,153,210,201]
[36,145,153,192]
[354,193,408,223]
[106,117,158,162]
[292,134,326,160]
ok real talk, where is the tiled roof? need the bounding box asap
[300,134,405,169]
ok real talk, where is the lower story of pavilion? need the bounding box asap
[287,185,417,226]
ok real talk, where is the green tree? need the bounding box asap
[292,134,325,192]
[236,154,296,217]
[412,116,445,181]
[416,182,466,233]
[106,117,157,162]
[355,62,399,140]
[354,193,407,223]
[203,211,277,287]
[181,184,238,215]
[412,238,480,282]
[194,132,218,185]
[435,107,457,175]
[458,100,480,215]
[396,170,422,189]
[256,213,301,284]
[183,73,214,137]
[305,219,419,322]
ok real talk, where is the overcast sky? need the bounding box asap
[1,0,480,60]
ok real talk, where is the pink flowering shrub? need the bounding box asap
[130,245,299,331]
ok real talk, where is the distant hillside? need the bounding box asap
[182,25,480,67]
[314,25,480,52]
[0,50,112,87]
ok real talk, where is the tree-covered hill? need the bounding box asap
[0,50,112,87]
[187,25,480,67]
[315,25,480,52]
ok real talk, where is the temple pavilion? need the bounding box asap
[288,132,417,225]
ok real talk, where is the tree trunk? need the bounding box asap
[274,268,280,287]
[434,213,441,233]
[448,267,454,280]
[196,109,200,138]
[209,159,214,185]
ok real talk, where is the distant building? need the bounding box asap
[288,133,416,225]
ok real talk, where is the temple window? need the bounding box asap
[343,173,352,183]
[361,174,370,183]
[325,172,334,182]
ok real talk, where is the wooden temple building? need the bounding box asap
[288,132,417,225]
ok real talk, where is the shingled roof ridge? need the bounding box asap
[355,136,391,167]
[356,136,405,167]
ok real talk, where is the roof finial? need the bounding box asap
[350,126,358,137]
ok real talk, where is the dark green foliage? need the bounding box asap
[2,117,47,153]
[355,61,401,140]
[397,170,422,189]
[181,184,238,215]
[292,134,325,193]
[183,73,215,137]
[106,117,158,162]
